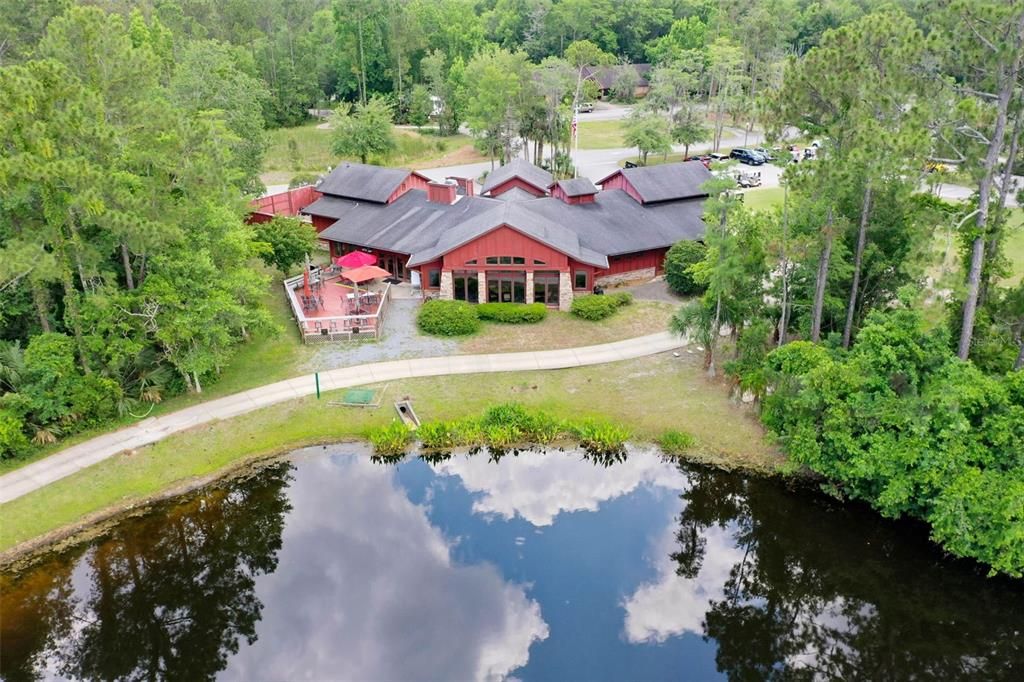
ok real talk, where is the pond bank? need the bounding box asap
[0,353,782,567]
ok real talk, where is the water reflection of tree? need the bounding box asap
[671,464,1024,679]
[0,560,77,682]
[0,462,293,681]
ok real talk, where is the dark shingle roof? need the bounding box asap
[316,163,708,270]
[598,161,712,203]
[316,162,416,203]
[480,159,554,195]
[408,201,608,268]
[302,196,352,220]
[556,177,598,197]
[318,191,501,256]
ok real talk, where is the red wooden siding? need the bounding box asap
[386,171,432,203]
[310,215,335,233]
[598,173,644,204]
[485,177,548,198]
[551,185,596,205]
[247,212,274,224]
[250,185,322,216]
[442,225,569,271]
[415,259,444,290]
[427,181,457,204]
[605,248,667,275]
[568,261,598,290]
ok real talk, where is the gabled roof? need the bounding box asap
[597,161,712,204]
[555,177,598,197]
[316,162,428,203]
[481,159,554,195]
[407,201,608,268]
[318,191,499,256]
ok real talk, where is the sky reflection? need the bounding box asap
[4,447,1023,681]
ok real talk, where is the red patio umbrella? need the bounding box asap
[335,251,377,268]
[340,265,391,314]
[340,265,392,283]
[302,268,312,299]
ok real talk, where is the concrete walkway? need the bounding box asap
[0,332,684,505]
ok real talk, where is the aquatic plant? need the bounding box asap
[659,429,697,455]
[368,420,413,456]
[568,418,632,452]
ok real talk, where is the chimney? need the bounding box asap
[447,176,475,197]
[427,180,457,204]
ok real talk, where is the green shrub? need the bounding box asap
[417,299,481,336]
[570,294,620,321]
[664,240,708,296]
[659,429,697,455]
[608,291,634,307]
[476,302,547,323]
[368,420,413,456]
[0,409,29,460]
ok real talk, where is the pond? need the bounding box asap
[2,446,1022,680]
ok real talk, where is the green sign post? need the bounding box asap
[315,372,320,399]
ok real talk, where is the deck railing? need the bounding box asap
[282,272,391,344]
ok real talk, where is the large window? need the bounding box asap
[534,271,560,306]
[484,256,527,265]
[453,271,479,302]
[428,269,441,288]
[574,270,588,290]
[487,271,526,303]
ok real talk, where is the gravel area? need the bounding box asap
[616,278,685,304]
[302,299,457,371]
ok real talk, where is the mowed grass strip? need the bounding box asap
[263,123,483,180]
[0,353,779,554]
[460,301,676,353]
[577,119,626,149]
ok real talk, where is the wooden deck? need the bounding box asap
[283,270,391,342]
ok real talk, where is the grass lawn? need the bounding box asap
[577,119,626,149]
[741,187,786,212]
[0,351,780,555]
[460,301,676,354]
[262,123,484,186]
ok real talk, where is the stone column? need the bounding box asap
[439,270,453,300]
[477,270,487,303]
[525,271,534,304]
[558,271,573,311]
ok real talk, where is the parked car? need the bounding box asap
[576,102,595,113]
[925,160,951,173]
[803,147,817,160]
[754,147,776,162]
[729,148,765,165]
[709,152,729,161]
[686,155,714,169]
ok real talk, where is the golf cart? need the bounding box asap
[734,169,762,188]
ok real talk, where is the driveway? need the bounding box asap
[618,278,685,305]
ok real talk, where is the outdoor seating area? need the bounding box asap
[283,253,393,343]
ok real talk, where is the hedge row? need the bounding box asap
[417,300,549,336]
[417,300,481,336]
[570,291,633,321]
[476,302,547,323]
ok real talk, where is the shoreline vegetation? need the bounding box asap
[0,353,781,569]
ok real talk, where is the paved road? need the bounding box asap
[416,126,767,186]
[0,332,685,505]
